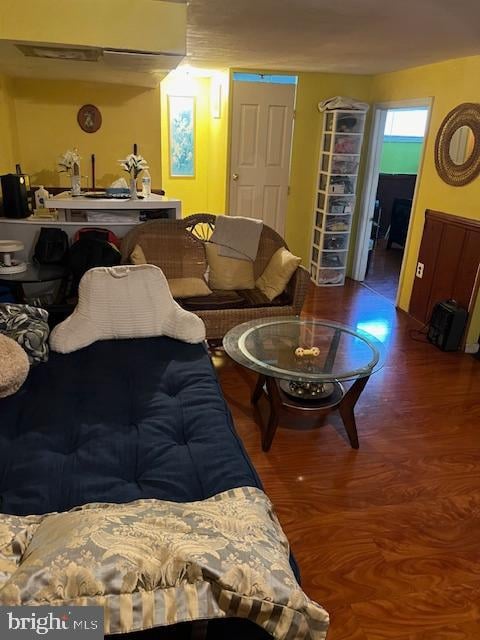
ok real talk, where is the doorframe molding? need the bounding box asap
[351,97,434,307]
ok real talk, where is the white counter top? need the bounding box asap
[45,192,181,211]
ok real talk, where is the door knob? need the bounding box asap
[232,173,239,181]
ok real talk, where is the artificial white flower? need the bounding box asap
[118,154,149,178]
[58,149,81,174]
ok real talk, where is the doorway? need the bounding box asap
[352,102,431,303]
[229,73,297,235]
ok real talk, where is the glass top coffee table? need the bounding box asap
[223,317,384,451]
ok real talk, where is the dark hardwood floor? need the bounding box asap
[364,241,404,303]
[217,279,480,640]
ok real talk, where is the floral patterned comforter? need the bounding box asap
[0,487,329,639]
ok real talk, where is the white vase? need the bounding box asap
[71,174,81,196]
[129,176,138,199]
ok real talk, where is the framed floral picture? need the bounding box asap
[168,96,195,177]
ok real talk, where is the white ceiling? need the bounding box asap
[186,0,480,74]
[1,0,479,86]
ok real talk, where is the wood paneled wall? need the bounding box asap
[409,210,480,327]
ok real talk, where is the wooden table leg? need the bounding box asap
[261,376,282,451]
[338,375,370,449]
[251,373,266,405]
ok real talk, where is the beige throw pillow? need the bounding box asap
[256,247,301,301]
[168,277,212,298]
[0,334,30,398]
[130,244,147,265]
[205,243,255,290]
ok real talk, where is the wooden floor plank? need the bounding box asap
[218,279,480,639]
[351,581,480,639]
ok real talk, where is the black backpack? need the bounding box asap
[33,227,69,265]
[69,230,121,292]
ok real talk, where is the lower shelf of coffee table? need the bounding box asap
[251,373,368,451]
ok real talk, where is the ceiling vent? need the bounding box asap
[16,43,102,62]
[15,43,183,72]
[103,48,184,71]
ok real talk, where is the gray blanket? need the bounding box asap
[210,215,263,261]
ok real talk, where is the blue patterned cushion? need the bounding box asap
[0,303,50,364]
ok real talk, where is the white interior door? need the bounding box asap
[229,81,296,235]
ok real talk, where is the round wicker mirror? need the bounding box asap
[434,103,480,186]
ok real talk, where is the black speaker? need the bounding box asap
[1,173,31,218]
[427,300,468,351]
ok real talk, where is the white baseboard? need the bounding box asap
[465,342,479,354]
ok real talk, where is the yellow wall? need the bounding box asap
[0,74,17,173]
[160,71,229,215]
[8,77,161,188]
[207,75,229,213]
[0,0,186,55]
[371,55,480,345]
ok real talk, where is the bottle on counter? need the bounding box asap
[142,170,151,198]
[34,186,50,209]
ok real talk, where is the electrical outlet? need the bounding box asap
[416,262,424,278]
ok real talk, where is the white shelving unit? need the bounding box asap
[310,108,367,286]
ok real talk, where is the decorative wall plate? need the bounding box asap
[77,104,102,133]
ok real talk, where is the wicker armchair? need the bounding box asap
[120,214,310,340]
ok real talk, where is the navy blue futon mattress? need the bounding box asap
[0,336,262,515]
[0,336,297,638]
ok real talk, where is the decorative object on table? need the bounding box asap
[280,379,335,400]
[105,177,130,199]
[91,153,96,189]
[0,303,50,364]
[33,185,50,210]
[57,148,82,196]
[77,104,102,133]
[169,95,195,177]
[118,153,149,199]
[295,346,320,357]
[0,333,30,398]
[0,240,27,275]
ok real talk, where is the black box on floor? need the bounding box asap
[427,300,468,351]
